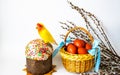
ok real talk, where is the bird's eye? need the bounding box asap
[37,23,42,27]
[39,25,42,27]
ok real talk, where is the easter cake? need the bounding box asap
[25,39,53,75]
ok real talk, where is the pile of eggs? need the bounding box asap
[66,39,92,54]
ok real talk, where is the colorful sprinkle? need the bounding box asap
[25,39,53,60]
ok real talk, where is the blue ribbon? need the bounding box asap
[88,40,101,72]
[52,38,72,57]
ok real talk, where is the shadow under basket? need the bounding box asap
[60,47,94,73]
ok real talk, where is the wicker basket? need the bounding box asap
[60,27,95,73]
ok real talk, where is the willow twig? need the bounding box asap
[61,1,120,74]
[68,1,119,57]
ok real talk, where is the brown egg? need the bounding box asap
[73,39,86,48]
[67,43,77,54]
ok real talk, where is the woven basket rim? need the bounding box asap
[60,47,94,61]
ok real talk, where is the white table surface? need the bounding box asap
[0,53,96,75]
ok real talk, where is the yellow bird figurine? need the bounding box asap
[36,23,58,45]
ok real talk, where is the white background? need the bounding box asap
[0,0,120,75]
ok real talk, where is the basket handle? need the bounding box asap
[64,26,94,45]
